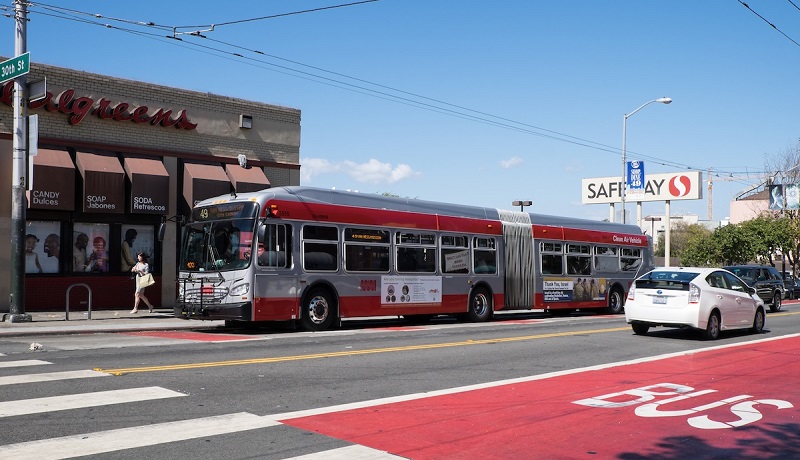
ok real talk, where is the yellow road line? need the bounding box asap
[95,327,628,375]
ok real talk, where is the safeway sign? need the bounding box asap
[582,171,702,204]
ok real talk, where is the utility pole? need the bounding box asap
[8,0,31,322]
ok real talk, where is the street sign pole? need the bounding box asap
[7,1,32,322]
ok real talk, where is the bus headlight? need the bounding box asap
[229,283,250,296]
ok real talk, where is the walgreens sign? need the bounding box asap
[582,171,702,204]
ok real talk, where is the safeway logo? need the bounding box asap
[668,175,693,197]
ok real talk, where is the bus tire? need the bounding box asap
[301,288,336,332]
[606,287,625,314]
[466,287,493,322]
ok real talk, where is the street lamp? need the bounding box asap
[644,216,662,246]
[621,97,672,223]
[512,200,532,212]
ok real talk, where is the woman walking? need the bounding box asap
[130,252,154,314]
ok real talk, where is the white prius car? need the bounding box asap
[625,267,766,340]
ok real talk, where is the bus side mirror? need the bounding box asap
[158,215,186,242]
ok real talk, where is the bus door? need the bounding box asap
[254,222,297,321]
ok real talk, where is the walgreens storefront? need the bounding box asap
[0,60,301,312]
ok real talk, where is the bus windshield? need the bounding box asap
[179,219,255,272]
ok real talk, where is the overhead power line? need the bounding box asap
[738,0,800,49]
[15,1,764,185]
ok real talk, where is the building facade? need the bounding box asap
[0,61,301,311]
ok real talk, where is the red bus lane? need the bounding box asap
[281,334,800,458]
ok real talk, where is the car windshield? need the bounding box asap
[634,270,698,291]
[725,267,755,282]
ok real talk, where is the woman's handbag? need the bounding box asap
[137,273,155,289]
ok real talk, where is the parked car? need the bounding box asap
[723,265,785,312]
[625,267,765,340]
[783,272,800,300]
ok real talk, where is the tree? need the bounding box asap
[655,221,711,259]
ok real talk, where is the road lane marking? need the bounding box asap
[285,445,404,459]
[0,370,108,386]
[96,327,629,375]
[0,412,280,459]
[0,386,184,417]
[0,359,51,368]
[268,332,800,422]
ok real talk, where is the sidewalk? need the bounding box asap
[0,308,225,337]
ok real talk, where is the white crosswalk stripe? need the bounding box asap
[0,386,184,417]
[1,412,281,459]
[285,445,405,459]
[0,362,379,458]
[0,359,50,368]
[0,369,108,386]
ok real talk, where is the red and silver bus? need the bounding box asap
[173,186,653,330]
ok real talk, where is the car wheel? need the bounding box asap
[632,323,649,335]
[751,308,765,334]
[703,312,721,340]
[770,292,782,312]
[606,288,624,314]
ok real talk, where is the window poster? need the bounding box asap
[25,221,61,274]
[73,223,110,273]
[121,225,155,272]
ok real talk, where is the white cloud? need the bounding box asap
[500,156,523,169]
[301,157,419,185]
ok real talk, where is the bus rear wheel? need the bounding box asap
[606,287,624,314]
[301,288,336,332]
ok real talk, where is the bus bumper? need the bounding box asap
[175,301,252,321]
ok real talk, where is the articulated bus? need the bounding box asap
[173,186,653,331]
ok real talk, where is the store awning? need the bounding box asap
[183,163,232,206]
[225,164,270,193]
[75,152,125,214]
[27,149,76,211]
[124,157,170,214]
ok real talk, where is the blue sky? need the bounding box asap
[11,1,800,223]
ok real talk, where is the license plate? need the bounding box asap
[652,295,667,304]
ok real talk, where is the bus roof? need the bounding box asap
[195,186,643,236]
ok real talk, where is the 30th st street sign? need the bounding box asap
[0,52,30,84]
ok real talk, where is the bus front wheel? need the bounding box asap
[301,288,336,331]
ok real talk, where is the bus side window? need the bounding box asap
[620,248,642,272]
[594,246,618,273]
[472,237,496,274]
[441,235,469,274]
[540,242,563,275]
[302,225,339,272]
[258,223,292,268]
[566,244,591,276]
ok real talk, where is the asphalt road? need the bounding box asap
[1,306,799,459]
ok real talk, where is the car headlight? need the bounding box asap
[229,283,250,296]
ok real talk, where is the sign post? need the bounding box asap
[0,52,30,84]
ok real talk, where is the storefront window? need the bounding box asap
[121,225,155,273]
[73,223,110,273]
[25,221,61,274]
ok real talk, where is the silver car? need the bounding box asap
[625,267,765,340]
